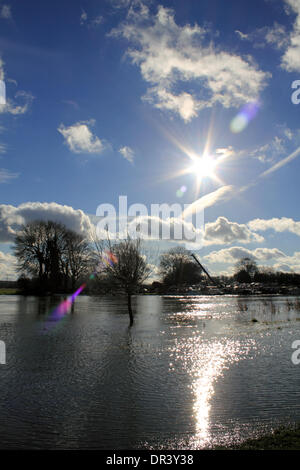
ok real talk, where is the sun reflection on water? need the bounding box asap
[170,318,253,449]
[191,341,232,447]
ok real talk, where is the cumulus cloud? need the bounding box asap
[58,120,106,154]
[0,202,93,243]
[119,146,135,163]
[111,4,269,121]
[95,212,205,249]
[248,217,300,237]
[204,246,286,264]
[204,216,264,246]
[273,251,300,272]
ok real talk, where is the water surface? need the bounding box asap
[0,294,299,449]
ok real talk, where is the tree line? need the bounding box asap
[13,220,300,324]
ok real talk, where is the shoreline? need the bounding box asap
[215,424,300,450]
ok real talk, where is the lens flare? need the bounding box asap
[101,250,117,267]
[176,185,187,198]
[42,282,86,332]
[230,101,260,133]
[42,251,118,332]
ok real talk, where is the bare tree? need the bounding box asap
[14,220,93,293]
[63,229,93,290]
[102,237,151,326]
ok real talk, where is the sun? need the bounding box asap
[189,155,217,180]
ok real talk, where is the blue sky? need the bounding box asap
[1,0,300,279]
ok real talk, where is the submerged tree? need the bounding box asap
[14,220,93,293]
[102,237,151,326]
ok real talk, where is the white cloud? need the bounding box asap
[248,217,300,237]
[58,120,106,154]
[231,126,300,164]
[259,145,300,177]
[111,4,270,121]
[80,9,103,28]
[0,4,11,19]
[281,0,300,72]
[204,246,286,264]
[235,30,249,41]
[119,145,135,163]
[250,135,288,164]
[183,185,235,219]
[273,251,300,272]
[0,168,19,183]
[235,2,300,73]
[0,90,34,115]
[204,216,264,246]
[0,202,93,242]
[235,23,289,50]
[0,60,33,115]
[95,212,205,249]
[80,9,88,25]
[92,16,104,26]
[0,143,7,153]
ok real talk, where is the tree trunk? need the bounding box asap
[127,292,134,326]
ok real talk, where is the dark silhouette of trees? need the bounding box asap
[253,268,300,286]
[14,220,93,293]
[234,269,252,283]
[159,247,202,285]
[234,257,258,282]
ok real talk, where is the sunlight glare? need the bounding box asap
[189,155,217,180]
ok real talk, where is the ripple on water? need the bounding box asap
[0,294,299,449]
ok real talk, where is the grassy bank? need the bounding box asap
[0,288,20,295]
[218,424,300,450]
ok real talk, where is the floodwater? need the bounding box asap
[0,294,299,449]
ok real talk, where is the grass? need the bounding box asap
[217,424,300,450]
[0,288,20,295]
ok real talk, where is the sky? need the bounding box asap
[1,0,300,279]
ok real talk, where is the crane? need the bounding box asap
[190,252,223,287]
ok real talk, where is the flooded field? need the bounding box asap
[0,294,299,449]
